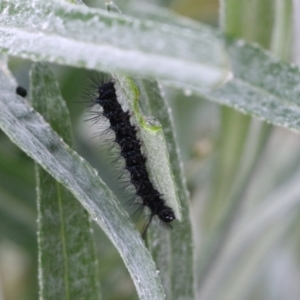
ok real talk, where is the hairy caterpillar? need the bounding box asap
[87,77,176,230]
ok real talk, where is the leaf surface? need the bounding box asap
[0,0,229,88]
[0,63,165,300]
[31,62,101,300]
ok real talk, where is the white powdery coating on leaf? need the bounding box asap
[0,0,230,88]
[141,117,182,221]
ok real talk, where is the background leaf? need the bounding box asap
[196,0,296,300]
[136,79,194,300]
[31,62,101,300]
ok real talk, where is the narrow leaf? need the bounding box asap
[139,79,194,300]
[31,62,100,300]
[0,64,165,300]
[220,0,274,47]
[1,1,300,135]
[117,1,300,133]
[0,0,229,89]
[197,1,295,299]
[192,39,300,132]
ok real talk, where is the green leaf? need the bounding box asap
[197,1,295,299]
[31,62,101,300]
[201,0,291,231]
[204,0,290,231]
[196,39,300,127]
[0,0,229,89]
[220,0,274,47]
[137,79,194,300]
[0,63,165,300]
[1,1,300,136]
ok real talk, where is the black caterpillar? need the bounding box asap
[91,78,176,228]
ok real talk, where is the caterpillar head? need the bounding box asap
[158,207,176,223]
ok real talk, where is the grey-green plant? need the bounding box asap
[0,0,299,300]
